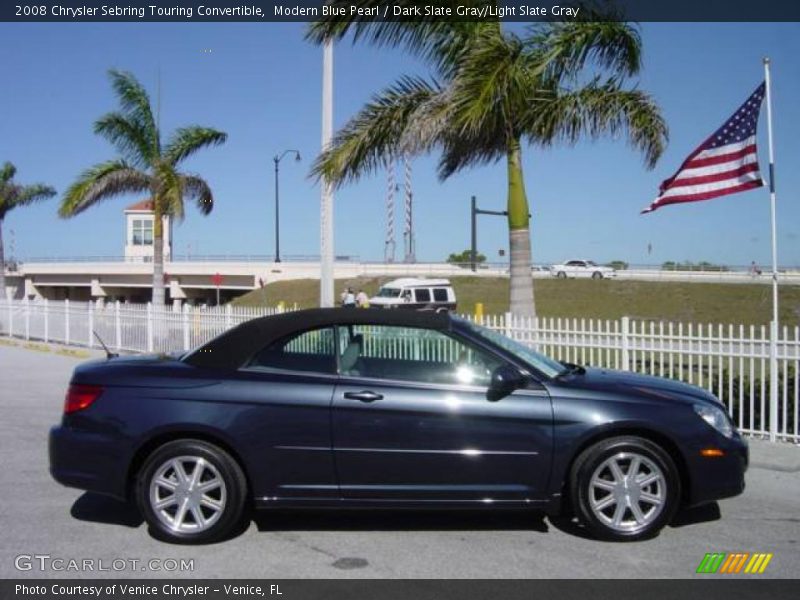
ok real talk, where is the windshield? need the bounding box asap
[377,287,401,298]
[456,317,565,379]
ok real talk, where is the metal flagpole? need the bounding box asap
[320,40,334,307]
[763,57,779,442]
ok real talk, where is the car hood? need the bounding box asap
[548,366,720,407]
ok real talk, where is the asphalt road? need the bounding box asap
[1,343,798,579]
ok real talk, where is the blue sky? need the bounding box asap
[1,21,798,266]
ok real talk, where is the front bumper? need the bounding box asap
[49,425,129,500]
[685,432,748,506]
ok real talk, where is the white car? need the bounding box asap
[551,259,616,279]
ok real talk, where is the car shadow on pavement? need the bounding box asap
[670,502,721,528]
[253,510,550,533]
[70,492,144,528]
[548,503,722,542]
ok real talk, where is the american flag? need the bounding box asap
[642,83,766,214]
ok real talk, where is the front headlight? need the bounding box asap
[694,404,733,438]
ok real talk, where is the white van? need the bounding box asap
[369,278,457,312]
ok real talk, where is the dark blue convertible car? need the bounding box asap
[50,308,747,543]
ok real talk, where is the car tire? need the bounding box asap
[570,436,680,541]
[592,271,603,279]
[136,439,248,544]
[557,271,567,279]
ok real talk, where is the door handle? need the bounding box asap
[343,391,383,403]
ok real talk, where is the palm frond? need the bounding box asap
[152,163,184,220]
[306,4,485,77]
[60,160,152,217]
[0,163,56,218]
[446,27,526,137]
[525,81,667,168]
[0,162,16,184]
[94,112,157,167]
[107,69,159,154]
[163,127,227,166]
[436,125,507,180]
[530,20,642,84]
[12,184,57,208]
[181,175,214,215]
[311,76,443,186]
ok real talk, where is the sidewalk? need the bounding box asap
[749,438,800,472]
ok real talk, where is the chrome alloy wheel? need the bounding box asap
[588,451,666,534]
[148,456,227,533]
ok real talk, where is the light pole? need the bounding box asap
[273,149,301,263]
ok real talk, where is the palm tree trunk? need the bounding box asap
[0,218,6,300]
[506,137,536,317]
[152,208,165,306]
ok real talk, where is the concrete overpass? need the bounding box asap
[3,257,798,307]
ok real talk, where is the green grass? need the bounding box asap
[232,277,800,327]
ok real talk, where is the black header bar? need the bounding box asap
[2,579,797,600]
[3,1,800,23]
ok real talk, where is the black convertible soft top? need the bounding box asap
[183,307,452,370]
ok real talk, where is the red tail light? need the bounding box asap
[64,384,104,414]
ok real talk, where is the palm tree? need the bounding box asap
[0,162,56,299]
[308,3,667,316]
[60,70,227,306]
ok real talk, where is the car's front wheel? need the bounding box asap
[570,436,680,541]
[136,439,248,544]
[592,271,603,279]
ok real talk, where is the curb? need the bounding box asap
[0,336,92,359]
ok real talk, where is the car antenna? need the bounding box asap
[93,331,119,359]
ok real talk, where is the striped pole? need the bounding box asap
[764,57,779,441]
[403,155,415,263]
[385,158,396,263]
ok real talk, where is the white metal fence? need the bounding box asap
[1,299,797,443]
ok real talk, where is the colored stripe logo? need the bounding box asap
[696,552,773,574]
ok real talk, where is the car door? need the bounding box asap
[332,324,553,503]
[224,326,338,500]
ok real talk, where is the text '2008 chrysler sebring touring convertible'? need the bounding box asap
[50,308,747,543]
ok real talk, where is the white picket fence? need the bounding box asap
[1,298,798,443]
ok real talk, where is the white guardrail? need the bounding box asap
[1,298,797,443]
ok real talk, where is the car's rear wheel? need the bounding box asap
[592,271,603,279]
[136,439,248,544]
[557,271,567,279]
[570,436,680,541]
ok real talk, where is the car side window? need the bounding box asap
[247,327,336,374]
[336,325,502,387]
[414,288,431,303]
[433,288,448,302]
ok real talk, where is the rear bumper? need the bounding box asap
[686,433,748,506]
[49,425,129,500]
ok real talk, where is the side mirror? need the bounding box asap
[487,365,525,402]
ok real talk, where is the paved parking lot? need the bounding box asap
[1,342,798,579]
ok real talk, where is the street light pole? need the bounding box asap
[273,149,301,263]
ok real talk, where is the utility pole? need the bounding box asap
[320,40,334,307]
[470,196,507,272]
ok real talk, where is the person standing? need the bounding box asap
[356,289,369,308]
[342,288,356,307]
